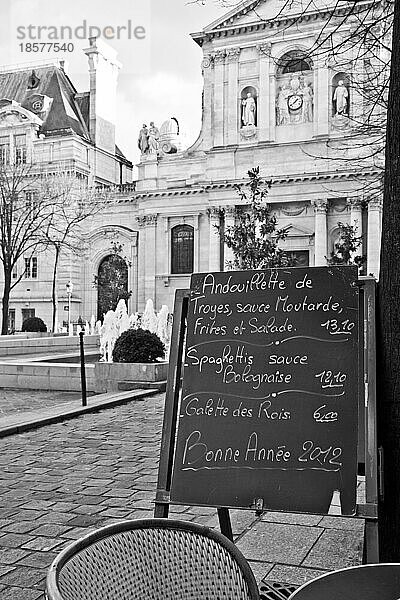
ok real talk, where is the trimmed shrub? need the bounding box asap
[113,328,165,363]
[21,317,47,332]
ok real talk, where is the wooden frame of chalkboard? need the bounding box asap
[154,269,378,561]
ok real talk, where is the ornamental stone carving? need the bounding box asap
[257,42,271,56]
[201,55,213,70]
[136,214,158,227]
[276,75,314,125]
[226,48,241,62]
[312,199,328,213]
[281,203,306,216]
[213,50,226,65]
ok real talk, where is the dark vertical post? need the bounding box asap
[154,289,189,518]
[79,331,87,407]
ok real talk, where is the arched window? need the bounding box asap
[97,253,129,319]
[277,50,312,75]
[171,225,194,274]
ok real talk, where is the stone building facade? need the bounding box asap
[0,0,383,329]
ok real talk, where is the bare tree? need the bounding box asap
[0,163,58,334]
[42,174,109,332]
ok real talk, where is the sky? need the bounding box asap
[0,0,230,166]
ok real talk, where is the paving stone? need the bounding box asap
[16,552,58,569]
[66,515,104,527]
[0,565,15,577]
[0,534,34,548]
[2,522,38,535]
[0,567,44,587]
[261,512,323,527]
[21,537,64,552]
[29,524,71,538]
[0,548,30,565]
[247,561,274,584]
[236,522,322,566]
[266,565,328,585]
[0,586,43,599]
[318,516,365,531]
[302,529,364,570]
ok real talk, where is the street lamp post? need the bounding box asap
[66,281,73,335]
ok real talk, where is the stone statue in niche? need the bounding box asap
[276,76,314,125]
[241,92,257,127]
[333,80,349,116]
[276,85,290,125]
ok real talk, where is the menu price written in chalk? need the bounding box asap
[171,267,359,515]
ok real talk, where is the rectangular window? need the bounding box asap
[25,191,39,214]
[0,136,9,165]
[24,257,38,279]
[12,264,17,279]
[14,134,27,164]
[8,309,15,333]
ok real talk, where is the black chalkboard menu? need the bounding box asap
[170,267,359,515]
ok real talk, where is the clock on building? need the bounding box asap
[288,94,303,112]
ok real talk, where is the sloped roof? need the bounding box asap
[0,65,90,140]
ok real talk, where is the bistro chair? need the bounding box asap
[46,518,260,600]
[288,563,400,600]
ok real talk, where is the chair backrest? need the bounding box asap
[46,518,260,600]
[289,563,400,600]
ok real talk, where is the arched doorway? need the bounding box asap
[97,253,130,320]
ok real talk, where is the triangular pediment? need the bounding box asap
[285,222,314,237]
[202,0,337,33]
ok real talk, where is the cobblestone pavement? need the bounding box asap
[0,392,364,599]
[0,389,94,418]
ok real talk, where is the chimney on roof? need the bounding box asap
[83,37,121,154]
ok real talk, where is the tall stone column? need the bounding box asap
[312,200,328,266]
[144,214,157,305]
[314,58,329,137]
[136,216,147,310]
[347,197,363,259]
[208,207,221,272]
[226,48,240,146]
[201,54,214,150]
[269,69,276,142]
[367,198,382,278]
[257,43,271,142]
[223,206,236,270]
[213,51,226,148]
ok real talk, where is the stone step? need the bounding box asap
[117,380,167,392]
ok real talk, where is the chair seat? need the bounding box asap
[288,563,400,600]
[46,518,260,600]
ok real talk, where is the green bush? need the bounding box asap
[113,328,165,363]
[21,317,47,332]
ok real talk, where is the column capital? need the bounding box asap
[368,197,383,211]
[136,214,157,227]
[347,196,363,208]
[213,50,226,65]
[257,42,271,57]
[226,48,241,63]
[208,206,221,219]
[312,199,328,214]
[201,54,214,70]
[224,205,236,217]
